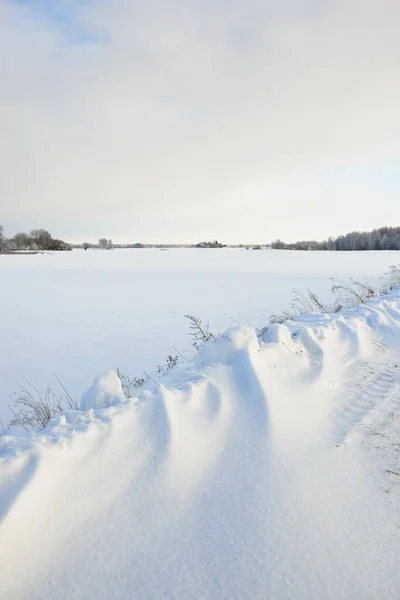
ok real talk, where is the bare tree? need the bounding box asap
[30,229,52,249]
[184,314,214,350]
[0,224,5,251]
[13,232,32,249]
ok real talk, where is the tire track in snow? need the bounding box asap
[343,377,400,502]
[331,351,400,446]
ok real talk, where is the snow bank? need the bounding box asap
[1,290,400,599]
[80,370,126,411]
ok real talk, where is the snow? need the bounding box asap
[0,247,399,423]
[80,370,126,411]
[1,279,400,599]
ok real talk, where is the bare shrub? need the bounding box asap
[270,288,339,324]
[269,309,296,325]
[8,375,78,432]
[384,265,400,290]
[331,278,376,308]
[157,355,179,375]
[268,277,383,325]
[116,369,146,399]
[185,314,214,350]
[117,355,179,399]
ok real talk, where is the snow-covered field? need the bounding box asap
[1,263,400,598]
[0,248,399,425]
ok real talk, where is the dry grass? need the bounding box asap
[8,374,78,432]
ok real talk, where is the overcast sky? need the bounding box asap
[1,0,399,243]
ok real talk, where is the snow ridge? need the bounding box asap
[1,290,400,599]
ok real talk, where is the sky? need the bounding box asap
[1,0,400,244]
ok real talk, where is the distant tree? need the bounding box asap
[30,229,53,250]
[380,233,389,250]
[1,228,70,252]
[327,237,336,251]
[0,224,5,251]
[12,232,32,249]
[99,238,108,249]
[270,226,400,251]
[195,240,226,248]
[371,229,381,250]
[271,239,286,249]
[82,242,90,251]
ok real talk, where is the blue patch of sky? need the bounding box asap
[13,0,103,44]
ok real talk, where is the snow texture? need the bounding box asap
[80,370,126,411]
[1,288,400,599]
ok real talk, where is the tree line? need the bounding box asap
[0,226,71,252]
[271,226,400,251]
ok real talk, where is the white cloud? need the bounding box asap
[1,0,400,242]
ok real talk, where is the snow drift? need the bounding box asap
[1,290,400,599]
[80,370,126,411]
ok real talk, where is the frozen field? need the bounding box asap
[0,248,399,424]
